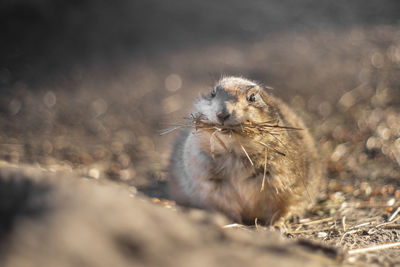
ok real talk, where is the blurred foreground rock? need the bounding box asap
[0,162,338,267]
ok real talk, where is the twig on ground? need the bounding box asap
[388,207,400,222]
[340,229,359,243]
[287,227,334,235]
[342,216,347,232]
[348,242,400,255]
[222,223,247,229]
[353,222,371,228]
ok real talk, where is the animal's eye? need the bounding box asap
[248,93,256,102]
[210,88,217,98]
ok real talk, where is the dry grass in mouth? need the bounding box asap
[160,112,304,162]
[160,112,303,161]
[160,113,303,137]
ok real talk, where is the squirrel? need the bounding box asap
[168,77,321,225]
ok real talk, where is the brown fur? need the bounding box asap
[169,77,321,225]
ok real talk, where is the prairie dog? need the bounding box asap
[169,77,321,225]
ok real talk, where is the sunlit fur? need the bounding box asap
[169,77,321,225]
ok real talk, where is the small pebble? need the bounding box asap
[128,186,137,195]
[88,168,100,179]
[347,256,357,264]
[387,198,395,206]
[151,198,160,203]
[317,232,327,238]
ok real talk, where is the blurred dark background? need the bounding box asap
[1,0,399,87]
[1,0,400,191]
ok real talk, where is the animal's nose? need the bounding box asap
[216,111,230,123]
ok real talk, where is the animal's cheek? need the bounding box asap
[201,102,220,122]
[194,101,216,121]
[232,109,245,121]
[245,107,264,123]
[209,102,221,122]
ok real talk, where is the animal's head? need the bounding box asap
[194,77,277,126]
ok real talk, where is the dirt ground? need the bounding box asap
[1,1,400,266]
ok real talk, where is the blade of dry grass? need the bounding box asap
[159,126,185,135]
[239,143,254,166]
[342,216,347,232]
[389,207,400,222]
[353,222,371,228]
[258,141,286,156]
[296,217,334,226]
[348,242,400,255]
[222,223,247,229]
[287,227,334,234]
[260,149,268,192]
